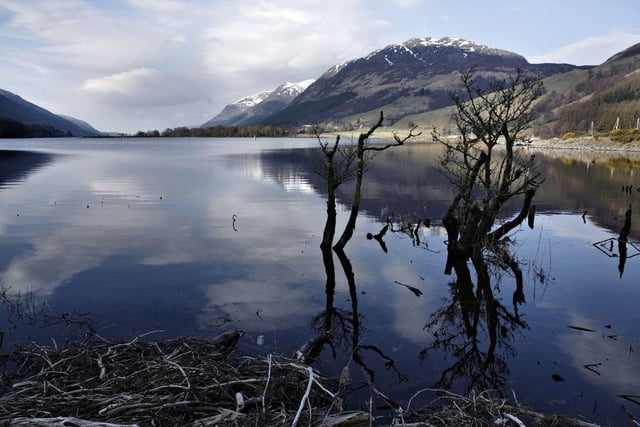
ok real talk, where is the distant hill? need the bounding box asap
[202,80,314,127]
[58,115,102,136]
[0,89,100,137]
[533,42,640,138]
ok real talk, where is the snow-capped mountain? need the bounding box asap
[201,91,272,127]
[265,37,580,126]
[234,91,273,108]
[205,36,586,129]
[202,79,314,127]
[273,79,315,97]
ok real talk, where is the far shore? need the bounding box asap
[328,127,640,153]
[529,136,640,153]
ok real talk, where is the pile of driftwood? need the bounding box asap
[392,389,604,427]
[0,330,345,426]
[0,330,610,426]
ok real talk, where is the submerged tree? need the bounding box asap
[314,132,358,251]
[419,69,544,392]
[433,69,545,274]
[315,112,420,251]
[303,113,419,409]
[332,112,420,251]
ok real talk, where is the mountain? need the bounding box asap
[0,89,99,137]
[201,91,272,127]
[261,37,583,127]
[238,80,315,125]
[532,42,640,138]
[202,79,314,127]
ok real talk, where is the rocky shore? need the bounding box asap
[529,137,640,153]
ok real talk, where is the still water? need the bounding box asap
[0,137,638,424]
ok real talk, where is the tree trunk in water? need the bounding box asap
[333,146,364,251]
[320,183,337,251]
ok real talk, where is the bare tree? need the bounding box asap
[313,129,358,251]
[333,111,421,251]
[433,69,545,274]
[314,112,420,251]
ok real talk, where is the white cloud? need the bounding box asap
[1,0,638,132]
[528,31,640,65]
[83,68,160,95]
[82,67,211,109]
[391,0,425,9]
[201,0,388,89]
[127,0,186,13]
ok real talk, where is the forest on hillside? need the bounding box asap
[0,117,73,138]
[535,60,640,138]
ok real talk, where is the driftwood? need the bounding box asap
[0,332,614,426]
[394,389,604,427]
[0,331,338,426]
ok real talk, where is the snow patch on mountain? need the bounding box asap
[273,79,315,97]
[233,91,272,108]
[232,79,315,107]
[324,61,353,77]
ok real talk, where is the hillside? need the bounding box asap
[198,38,640,139]
[533,42,640,138]
[0,89,99,137]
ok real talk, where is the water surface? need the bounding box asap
[0,137,638,424]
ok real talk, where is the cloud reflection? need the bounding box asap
[559,312,640,400]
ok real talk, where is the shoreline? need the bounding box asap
[326,126,640,153]
[529,137,640,153]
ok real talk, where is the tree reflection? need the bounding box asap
[618,206,632,278]
[592,206,637,278]
[422,69,543,394]
[420,247,528,393]
[297,112,419,407]
[297,244,407,407]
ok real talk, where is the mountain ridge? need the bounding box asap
[202,79,314,127]
[270,37,583,127]
[206,36,588,130]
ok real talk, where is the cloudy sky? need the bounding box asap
[1,0,638,133]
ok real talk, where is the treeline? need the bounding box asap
[134,125,298,138]
[536,88,640,138]
[0,117,72,138]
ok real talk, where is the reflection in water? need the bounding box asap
[618,207,632,278]
[420,248,528,393]
[0,150,55,188]
[297,245,408,409]
[300,125,413,406]
[592,206,639,278]
[0,139,638,424]
[366,224,388,253]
